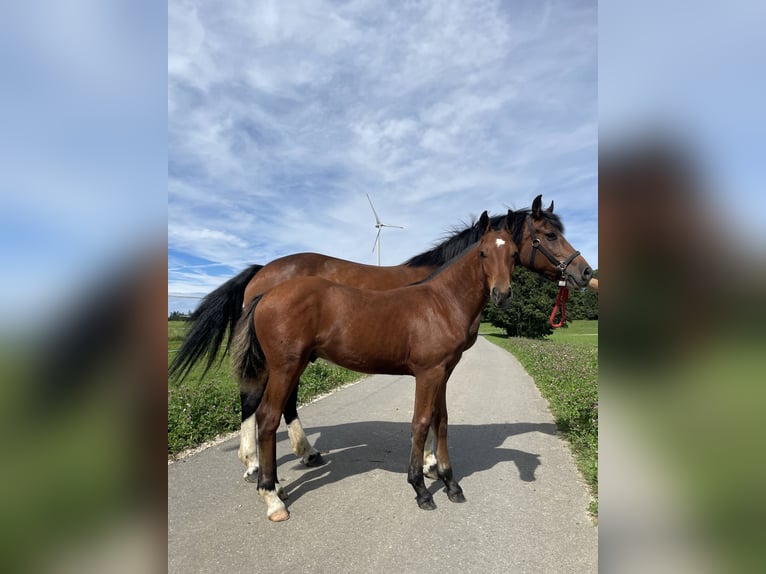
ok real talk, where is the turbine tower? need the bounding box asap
[366,193,403,266]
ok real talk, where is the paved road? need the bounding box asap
[168,337,597,573]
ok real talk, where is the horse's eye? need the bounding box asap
[545,232,557,240]
[480,250,487,258]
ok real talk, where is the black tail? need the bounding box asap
[169,264,263,381]
[231,295,266,381]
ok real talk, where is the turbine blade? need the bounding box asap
[380,223,404,229]
[366,193,382,224]
[371,227,381,253]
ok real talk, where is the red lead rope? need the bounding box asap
[549,282,569,328]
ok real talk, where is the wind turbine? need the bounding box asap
[366,193,403,266]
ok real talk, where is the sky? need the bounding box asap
[168,0,598,314]
[600,0,766,226]
[0,1,166,332]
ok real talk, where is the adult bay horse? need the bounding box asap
[230,211,518,521]
[169,195,593,479]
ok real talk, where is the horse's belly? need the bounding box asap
[315,337,412,376]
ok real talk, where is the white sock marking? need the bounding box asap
[288,418,309,457]
[239,414,258,476]
[288,417,320,463]
[258,487,287,519]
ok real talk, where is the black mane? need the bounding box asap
[403,208,564,268]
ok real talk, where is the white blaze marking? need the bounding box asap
[495,238,506,247]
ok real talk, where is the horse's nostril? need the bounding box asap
[583,267,593,280]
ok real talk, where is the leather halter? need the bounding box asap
[525,216,580,282]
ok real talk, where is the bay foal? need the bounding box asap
[231,211,518,521]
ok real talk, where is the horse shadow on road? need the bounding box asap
[240,420,558,505]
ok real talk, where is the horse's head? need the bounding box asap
[477,210,517,307]
[516,195,593,289]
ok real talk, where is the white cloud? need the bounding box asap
[169,0,598,298]
[168,224,247,248]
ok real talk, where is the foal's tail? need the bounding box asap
[168,264,263,382]
[231,294,266,381]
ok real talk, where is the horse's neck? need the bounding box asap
[428,248,488,327]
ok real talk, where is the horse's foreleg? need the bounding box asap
[408,369,444,510]
[434,383,465,503]
[283,384,324,467]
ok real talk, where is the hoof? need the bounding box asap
[276,485,289,501]
[303,452,325,467]
[417,497,437,511]
[268,509,290,522]
[243,469,258,483]
[423,465,439,480]
[447,490,466,503]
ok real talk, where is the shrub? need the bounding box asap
[483,267,561,339]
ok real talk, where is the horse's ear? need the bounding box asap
[504,209,514,232]
[531,195,543,219]
[478,210,490,234]
[546,200,554,213]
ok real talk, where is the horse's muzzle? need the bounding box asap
[490,286,512,307]
[568,265,593,289]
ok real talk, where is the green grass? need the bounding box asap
[549,318,598,345]
[481,320,598,517]
[168,321,360,457]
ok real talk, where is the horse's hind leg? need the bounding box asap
[256,399,288,521]
[256,363,307,522]
[423,361,463,480]
[283,383,324,467]
[238,375,266,483]
[434,382,465,503]
[423,427,438,480]
[238,375,288,499]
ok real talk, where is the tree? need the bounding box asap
[484,267,600,337]
[483,266,561,338]
[169,310,192,321]
[566,268,599,320]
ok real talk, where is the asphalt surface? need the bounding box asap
[168,336,597,573]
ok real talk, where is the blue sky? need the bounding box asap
[600,0,766,231]
[168,0,598,313]
[0,1,166,332]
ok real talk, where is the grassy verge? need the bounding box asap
[168,321,360,457]
[480,320,598,517]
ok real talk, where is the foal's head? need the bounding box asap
[477,210,517,306]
